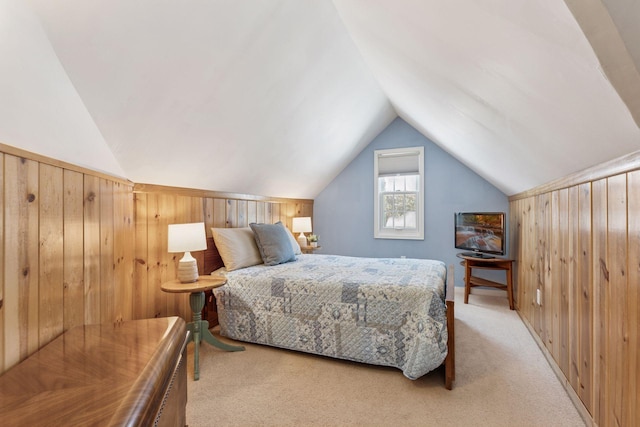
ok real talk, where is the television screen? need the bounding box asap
[454,212,505,256]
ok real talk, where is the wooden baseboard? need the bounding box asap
[517,311,595,427]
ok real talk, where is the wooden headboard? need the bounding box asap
[203,237,224,275]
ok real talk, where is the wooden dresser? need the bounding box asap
[0,317,188,426]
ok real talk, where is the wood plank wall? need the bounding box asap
[132,184,314,324]
[0,146,314,377]
[0,145,135,374]
[510,151,640,427]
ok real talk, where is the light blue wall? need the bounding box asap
[313,117,509,287]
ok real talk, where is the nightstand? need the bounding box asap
[161,276,245,380]
[300,245,321,254]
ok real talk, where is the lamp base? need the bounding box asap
[177,259,199,283]
[297,233,307,248]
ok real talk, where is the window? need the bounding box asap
[374,147,424,240]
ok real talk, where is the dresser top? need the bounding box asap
[0,317,186,426]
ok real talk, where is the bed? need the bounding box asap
[203,223,455,389]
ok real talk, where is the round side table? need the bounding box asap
[161,275,245,380]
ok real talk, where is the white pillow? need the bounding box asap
[211,227,263,271]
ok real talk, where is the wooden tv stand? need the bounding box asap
[0,317,188,426]
[457,253,514,310]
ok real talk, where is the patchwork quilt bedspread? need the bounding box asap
[213,254,448,379]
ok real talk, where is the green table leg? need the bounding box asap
[187,291,245,381]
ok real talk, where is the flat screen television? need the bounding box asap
[454,212,505,257]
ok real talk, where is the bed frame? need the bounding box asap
[444,264,455,389]
[203,237,455,389]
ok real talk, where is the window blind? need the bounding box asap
[377,151,420,176]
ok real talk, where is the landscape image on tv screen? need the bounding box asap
[455,213,504,254]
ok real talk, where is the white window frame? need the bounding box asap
[374,146,424,240]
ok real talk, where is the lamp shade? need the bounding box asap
[167,222,207,253]
[292,217,312,233]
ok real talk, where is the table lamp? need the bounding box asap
[292,217,312,247]
[168,222,207,283]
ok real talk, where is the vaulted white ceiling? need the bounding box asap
[19,0,640,198]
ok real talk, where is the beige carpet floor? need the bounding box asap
[185,287,585,427]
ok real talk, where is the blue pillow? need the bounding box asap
[249,222,297,266]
